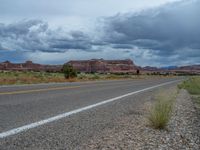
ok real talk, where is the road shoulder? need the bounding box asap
[79,88,200,150]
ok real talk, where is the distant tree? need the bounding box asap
[62,64,77,79]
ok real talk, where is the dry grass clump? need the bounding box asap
[148,89,177,129]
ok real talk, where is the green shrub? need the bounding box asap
[62,64,77,79]
[178,77,200,95]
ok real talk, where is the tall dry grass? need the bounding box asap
[148,89,177,129]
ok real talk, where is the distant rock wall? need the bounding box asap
[0,59,137,73]
[1,59,198,74]
[0,61,62,72]
[67,59,137,73]
[142,65,200,75]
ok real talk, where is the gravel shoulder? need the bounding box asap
[79,89,200,150]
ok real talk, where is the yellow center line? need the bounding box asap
[0,86,82,95]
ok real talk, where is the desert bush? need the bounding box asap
[148,90,176,129]
[62,64,77,79]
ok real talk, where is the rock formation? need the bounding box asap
[67,59,137,73]
[0,61,62,72]
[1,59,199,75]
[0,59,137,73]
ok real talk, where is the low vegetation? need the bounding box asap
[0,71,135,85]
[0,70,176,85]
[0,71,66,85]
[77,73,138,80]
[62,64,77,79]
[178,76,200,107]
[148,89,177,129]
[178,77,200,95]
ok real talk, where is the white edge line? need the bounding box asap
[0,79,181,138]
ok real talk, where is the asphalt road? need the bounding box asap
[0,77,182,149]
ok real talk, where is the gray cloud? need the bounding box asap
[0,20,92,52]
[102,0,200,60]
[112,44,134,49]
[0,0,199,66]
[49,31,92,50]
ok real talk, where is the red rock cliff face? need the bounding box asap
[0,61,62,72]
[0,59,138,73]
[67,59,137,73]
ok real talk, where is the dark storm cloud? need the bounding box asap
[103,0,200,58]
[111,44,134,49]
[49,31,92,50]
[0,20,92,52]
[0,20,45,37]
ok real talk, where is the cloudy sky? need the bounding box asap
[0,0,199,67]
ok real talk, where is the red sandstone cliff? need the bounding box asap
[67,59,137,73]
[0,59,137,73]
[0,61,62,72]
[1,60,199,75]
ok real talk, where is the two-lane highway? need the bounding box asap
[0,77,182,149]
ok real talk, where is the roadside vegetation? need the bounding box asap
[178,76,200,107]
[0,70,176,85]
[178,77,200,95]
[77,73,141,80]
[62,64,77,79]
[147,76,200,130]
[0,71,66,85]
[148,89,177,129]
[0,71,135,85]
